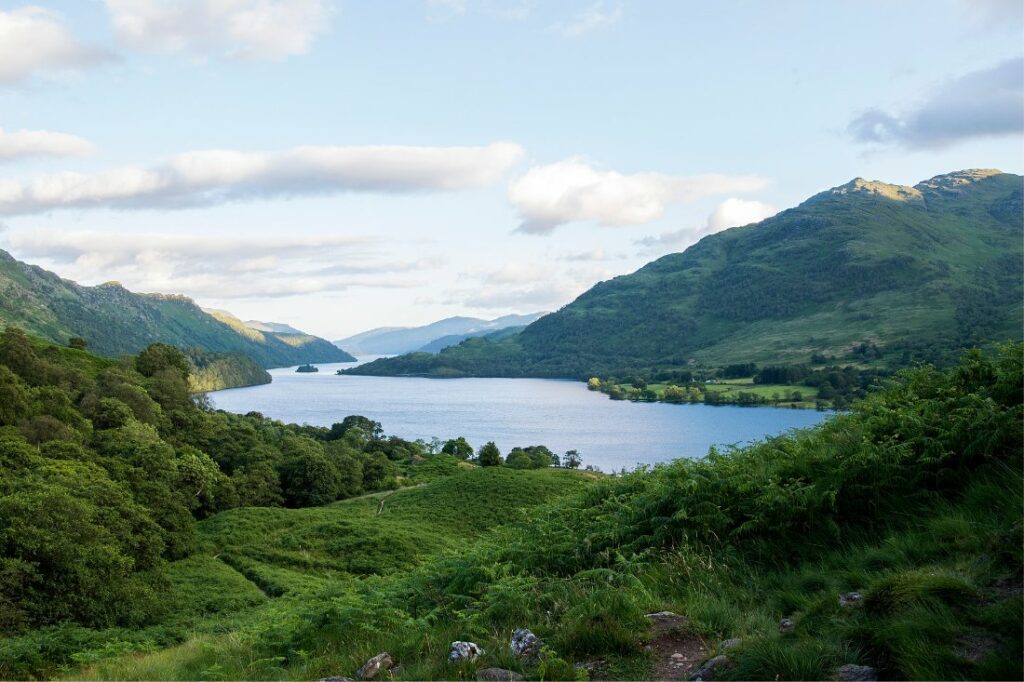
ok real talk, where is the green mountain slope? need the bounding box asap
[0,249,354,368]
[349,169,1022,379]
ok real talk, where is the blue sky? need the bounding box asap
[0,0,1021,339]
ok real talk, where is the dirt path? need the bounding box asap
[645,612,708,681]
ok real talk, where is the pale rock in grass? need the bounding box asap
[839,591,863,607]
[779,617,796,634]
[690,654,731,681]
[356,652,393,680]
[834,663,879,681]
[509,628,543,661]
[449,641,485,663]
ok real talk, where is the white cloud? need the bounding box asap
[637,197,777,255]
[560,248,624,262]
[0,141,525,216]
[0,6,114,84]
[449,260,618,310]
[105,0,331,60]
[556,1,621,38]
[849,57,1024,149]
[0,128,96,162]
[3,228,439,299]
[507,157,768,234]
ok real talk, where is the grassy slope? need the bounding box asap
[0,250,353,369]
[0,468,591,679]
[348,171,1022,379]
[53,347,1023,682]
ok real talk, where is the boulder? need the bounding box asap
[719,638,742,651]
[839,592,863,608]
[779,618,795,634]
[449,641,485,663]
[834,664,878,681]
[690,654,731,681]
[356,653,393,681]
[477,668,525,681]
[509,628,543,661]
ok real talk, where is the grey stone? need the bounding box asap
[719,638,742,651]
[317,678,354,682]
[448,641,485,663]
[779,618,795,634]
[690,655,731,681]
[509,628,543,661]
[477,668,525,681]
[835,664,878,681]
[356,653,393,681]
[839,592,863,608]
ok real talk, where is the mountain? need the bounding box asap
[335,312,546,355]
[242,319,305,335]
[347,169,1023,379]
[0,249,355,368]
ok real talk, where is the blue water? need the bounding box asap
[208,359,831,472]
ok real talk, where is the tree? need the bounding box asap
[587,377,602,390]
[326,415,383,441]
[68,337,88,350]
[135,343,190,381]
[478,441,503,467]
[442,436,473,459]
[563,449,582,469]
[92,397,135,430]
[505,448,533,469]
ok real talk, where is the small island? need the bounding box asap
[296,363,319,373]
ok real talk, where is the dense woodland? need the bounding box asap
[0,327,559,638]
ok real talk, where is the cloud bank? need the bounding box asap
[0,142,525,215]
[0,6,114,84]
[637,197,778,254]
[507,157,768,234]
[849,57,1024,149]
[0,128,96,162]
[3,228,438,299]
[105,0,331,60]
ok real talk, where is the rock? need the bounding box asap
[719,638,742,651]
[671,652,686,661]
[690,655,731,681]
[646,610,681,619]
[448,641,485,663]
[317,678,354,682]
[509,628,543,661]
[477,668,525,681]
[839,592,863,608]
[834,663,878,681]
[779,618,795,634]
[356,653,393,680]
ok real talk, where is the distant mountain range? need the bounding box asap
[335,313,547,355]
[347,169,1023,379]
[0,250,354,369]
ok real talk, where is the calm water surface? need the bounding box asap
[209,359,830,472]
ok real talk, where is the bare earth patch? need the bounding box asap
[645,612,709,681]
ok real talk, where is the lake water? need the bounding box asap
[208,359,831,472]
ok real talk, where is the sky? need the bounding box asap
[0,0,1021,340]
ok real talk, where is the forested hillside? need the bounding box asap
[0,250,353,369]
[349,170,1022,380]
[4,336,1018,681]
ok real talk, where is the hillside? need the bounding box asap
[335,313,546,355]
[348,170,1023,379]
[0,250,354,369]
[7,343,1019,681]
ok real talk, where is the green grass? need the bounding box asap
[16,348,1024,681]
